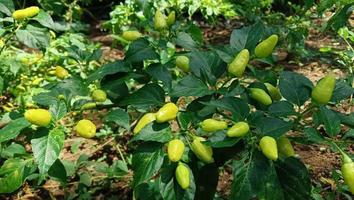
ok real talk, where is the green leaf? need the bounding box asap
[268,101,296,117]
[101,77,129,104]
[158,163,177,199]
[120,83,165,107]
[189,50,226,85]
[279,71,313,106]
[135,182,162,200]
[53,77,90,97]
[230,150,284,199]
[132,142,164,187]
[317,106,341,137]
[252,116,293,138]
[146,63,172,90]
[32,10,67,31]
[325,3,354,31]
[335,111,354,128]
[275,157,311,200]
[230,22,265,51]
[0,158,31,193]
[80,172,92,186]
[104,108,130,130]
[0,75,3,94]
[131,123,173,143]
[15,25,50,49]
[1,143,27,158]
[170,75,212,97]
[303,127,326,143]
[0,2,13,14]
[175,32,198,50]
[32,92,58,107]
[125,38,159,63]
[0,118,30,143]
[204,131,242,148]
[49,101,67,121]
[48,159,67,183]
[343,129,354,139]
[330,80,354,102]
[202,97,250,121]
[108,160,129,178]
[177,111,193,130]
[31,128,65,174]
[87,61,131,83]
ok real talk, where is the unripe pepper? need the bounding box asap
[12,9,27,20]
[264,83,282,101]
[249,88,272,106]
[12,6,39,20]
[24,109,52,127]
[121,30,142,41]
[133,113,156,135]
[277,136,295,157]
[200,119,227,132]
[175,162,190,189]
[155,103,178,123]
[259,136,278,161]
[227,122,249,137]
[255,34,278,58]
[176,56,190,72]
[92,89,107,102]
[154,10,167,30]
[25,6,40,18]
[167,139,185,162]
[81,102,97,110]
[75,119,96,139]
[55,66,69,79]
[191,137,214,163]
[228,49,249,77]
[341,153,354,194]
[311,74,336,104]
[167,11,176,26]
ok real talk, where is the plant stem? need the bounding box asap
[116,143,127,165]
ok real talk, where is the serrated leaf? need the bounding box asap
[31,128,65,174]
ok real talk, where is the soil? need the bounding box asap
[1,13,353,200]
